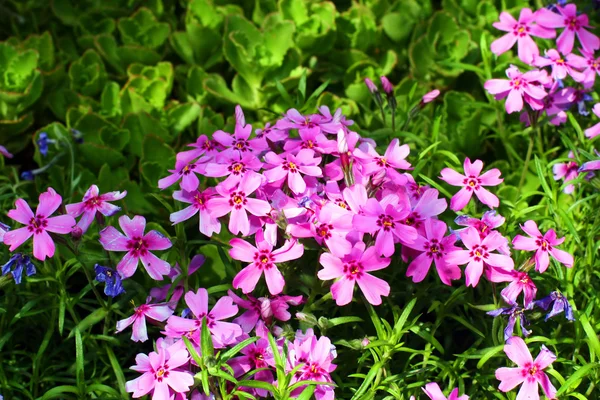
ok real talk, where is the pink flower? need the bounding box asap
[454,210,510,255]
[552,151,580,194]
[491,8,556,64]
[213,109,267,155]
[364,78,378,93]
[354,139,411,184]
[206,171,271,236]
[228,290,303,332]
[165,289,242,348]
[577,50,600,88]
[585,103,600,139]
[484,66,547,113]
[99,215,172,280]
[380,76,393,94]
[440,158,503,211]
[404,219,461,285]
[264,149,322,194]
[158,151,207,192]
[318,241,391,306]
[0,145,13,158]
[66,185,126,233]
[126,341,194,399]
[203,151,263,186]
[404,188,447,230]
[230,230,304,295]
[501,271,537,308]
[116,298,174,342]
[4,188,76,261]
[445,227,514,287]
[536,4,600,55]
[422,382,469,400]
[255,122,288,142]
[229,333,274,397]
[421,89,440,104]
[169,188,221,237]
[512,220,574,273]
[495,336,557,400]
[283,128,337,154]
[352,193,417,257]
[533,49,585,80]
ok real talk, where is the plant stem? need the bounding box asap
[518,135,534,190]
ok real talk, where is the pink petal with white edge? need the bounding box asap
[357,273,390,305]
[496,367,525,392]
[8,199,35,224]
[504,336,533,366]
[145,304,174,322]
[45,215,76,234]
[536,371,557,399]
[33,230,56,260]
[515,378,539,400]
[99,226,130,251]
[331,277,355,306]
[36,188,62,218]
[3,227,33,252]
[131,315,148,342]
[119,215,146,239]
[549,247,574,267]
[143,230,172,251]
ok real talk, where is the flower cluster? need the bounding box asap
[485,4,600,194]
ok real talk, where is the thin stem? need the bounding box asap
[535,124,546,164]
[519,135,534,190]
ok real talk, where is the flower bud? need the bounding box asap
[364,78,378,94]
[380,76,393,95]
[421,89,440,105]
[71,226,83,240]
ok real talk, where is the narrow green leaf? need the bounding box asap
[534,156,554,201]
[556,363,599,395]
[75,328,85,387]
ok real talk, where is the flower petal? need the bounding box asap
[504,336,533,366]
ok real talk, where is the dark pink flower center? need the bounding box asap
[28,215,48,234]
[566,18,580,31]
[155,365,169,382]
[474,221,491,238]
[377,214,395,231]
[135,304,149,316]
[252,349,268,368]
[509,78,527,90]
[234,139,250,151]
[254,250,274,270]
[283,161,298,173]
[535,238,552,251]
[512,24,530,37]
[84,196,102,210]
[127,237,148,256]
[180,163,196,175]
[403,212,421,228]
[425,239,444,259]
[375,157,389,168]
[193,193,207,209]
[316,223,333,239]
[335,198,349,209]
[304,362,325,379]
[470,244,489,261]
[202,140,215,150]
[229,191,247,210]
[228,162,246,175]
[464,176,481,190]
[302,139,315,149]
[343,261,363,280]
[195,314,216,328]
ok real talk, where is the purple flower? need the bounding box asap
[484,66,547,114]
[228,290,303,333]
[579,151,600,173]
[380,76,393,94]
[536,4,600,55]
[94,264,125,297]
[170,188,221,237]
[512,220,573,273]
[37,132,51,157]
[1,253,36,284]
[158,151,207,192]
[264,149,322,195]
[501,271,537,308]
[354,139,411,184]
[421,382,469,400]
[585,103,600,139]
[99,215,172,280]
[490,8,556,64]
[487,304,531,340]
[0,221,10,243]
[364,78,378,93]
[553,151,580,194]
[421,90,440,104]
[533,49,586,80]
[116,297,174,342]
[534,291,575,321]
[0,145,13,159]
[66,185,127,234]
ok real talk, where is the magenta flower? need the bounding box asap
[206,171,271,236]
[213,110,267,155]
[255,122,288,142]
[158,151,206,192]
[422,382,469,400]
[66,185,126,233]
[264,149,322,194]
[578,50,600,88]
[491,8,556,64]
[364,78,378,93]
[229,335,274,397]
[4,188,76,261]
[354,139,411,184]
[404,219,461,285]
[126,341,194,399]
[501,271,537,308]
[484,66,547,113]
[0,145,13,158]
[116,298,174,342]
[203,151,263,186]
[228,290,303,332]
[283,128,337,154]
[99,215,172,280]
[496,336,557,400]
[352,193,417,257]
[445,227,514,287]
[318,241,391,306]
[440,158,503,211]
[454,210,510,255]
[512,220,574,273]
[579,150,600,172]
[380,76,393,94]
[230,230,304,295]
[536,4,600,55]
[170,188,221,237]
[404,188,447,230]
[165,289,242,348]
[585,103,600,139]
[533,49,586,80]
[421,90,440,104]
[552,151,580,194]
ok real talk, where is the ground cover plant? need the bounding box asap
[1,0,600,399]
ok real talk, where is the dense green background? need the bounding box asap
[0,0,599,399]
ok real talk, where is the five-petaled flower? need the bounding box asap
[66,185,126,234]
[4,188,76,261]
[495,336,557,400]
[116,297,174,342]
[440,158,503,211]
[512,220,574,273]
[536,4,600,55]
[484,66,547,114]
[99,215,172,280]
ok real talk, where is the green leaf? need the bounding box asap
[534,156,554,202]
[556,363,599,396]
[68,308,108,338]
[75,328,85,387]
[201,317,214,362]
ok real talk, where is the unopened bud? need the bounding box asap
[336,129,348,154]
[421,89,440,105]
[296,312,318,327]
[71,226,83,240]
[361,337,370,347]
[380,76,393,95]
[364,78,378,94]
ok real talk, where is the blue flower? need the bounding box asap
[2,254,36,284]
[487,304,531,340]
[20,171,34,180]
[94,264,125,298]
[534,291,575,321]
[71,128,84,144]
[37,132,50,157]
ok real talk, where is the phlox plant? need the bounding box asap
[1,1,600,400]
